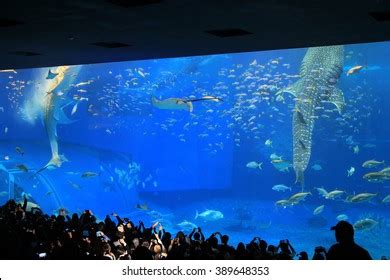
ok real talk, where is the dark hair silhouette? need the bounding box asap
[327,221,372,260]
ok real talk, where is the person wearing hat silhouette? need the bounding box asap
[327,220,372,260]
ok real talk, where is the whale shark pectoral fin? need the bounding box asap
[54,106,74,124]
[283,88,297,98]
[277,80,302,98]
[276,88,296,98]
[329,87,344,114]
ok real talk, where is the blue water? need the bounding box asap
[0,41,389,259]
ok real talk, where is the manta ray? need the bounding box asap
[151,96,222,112]
[279,45,345,187]
[46,69,59,79]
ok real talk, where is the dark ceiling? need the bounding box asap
[1,0,390,69]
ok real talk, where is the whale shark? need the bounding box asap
[280,45,345,187]
[35,65,81,174]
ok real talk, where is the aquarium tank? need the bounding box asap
[0,41,389,259]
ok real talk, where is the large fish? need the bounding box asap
[36,65,81,174]
[281,46,345,187]
[151,96,193,112]
[151,95,221,112]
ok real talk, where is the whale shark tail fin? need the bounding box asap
[195,210,199,220]
[33,154,68,176]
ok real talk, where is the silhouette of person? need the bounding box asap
[327,221,372,260]
[297,251,309,260]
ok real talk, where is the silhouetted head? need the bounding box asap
[279,242,290,253]
[56,215,65,223]
[163,232,172,240]
[221,235,229,245]
[176,231,185,243]
[176,231,185,239]
[97,222,105,231]
[125,220,132,229]
[115,231,124,240]
[208,236,218,248]
[312,246,327,260]
[236,242,246,253]
[331,221,354,243]
[193,232,200,240]
[15,209,24,220]
[6,199,16,209]
[298,251,309,260]
[268,245,276,254]
[259,240,268,251]
[102,243,111,254]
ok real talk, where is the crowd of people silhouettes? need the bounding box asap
[0,198,375,260]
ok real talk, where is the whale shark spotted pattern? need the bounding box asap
[282,46,345,187]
